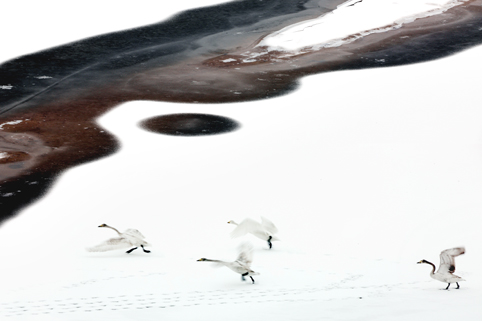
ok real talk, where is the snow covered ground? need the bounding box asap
[1,1,482,320]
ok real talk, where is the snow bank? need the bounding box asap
[258,0,469,52]
[0,119,24,129]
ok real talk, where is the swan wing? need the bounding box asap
[260,216,278,235]
[236,242,254,266]
[86,237,132,252]
[438,247,465,274]
[124,229,146,239]
[230,218,262,238]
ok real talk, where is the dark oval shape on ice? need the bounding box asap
[139,113,240,136]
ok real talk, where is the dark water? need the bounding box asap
[0,0,482,223]
[140,114,239,136]
[0,0,331,114]
[0,0,338,222]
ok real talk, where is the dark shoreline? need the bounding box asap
[1,0,482,223]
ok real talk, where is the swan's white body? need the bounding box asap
[87,224,150,252]
[228,217,279,248]
[198,242,259,283]
[418,247,465,289]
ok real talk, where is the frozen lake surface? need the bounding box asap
[1,1,482,320]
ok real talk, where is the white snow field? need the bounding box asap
[1,0,482,320]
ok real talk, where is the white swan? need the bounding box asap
[197,242,259,283]
[228,216,279,249]
[417,247,466,289]
[86,224,151,254]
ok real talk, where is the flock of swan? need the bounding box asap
[86,218,466,289]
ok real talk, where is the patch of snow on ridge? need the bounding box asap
[257,0,468,52]
[0,85,13,90]
[0,120,25,130]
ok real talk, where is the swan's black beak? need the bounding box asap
[417,260,422,264]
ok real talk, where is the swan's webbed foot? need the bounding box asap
[456,282,460,289]
[126,247,138,253]
[445,283,451,290]
[141,245,151,253]
[267,236,272,249]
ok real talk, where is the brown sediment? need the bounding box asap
[0,129,49,181]
[0,151,31,164]
[0,0,481,220]
[0,95,119,190]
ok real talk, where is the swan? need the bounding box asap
[228,216,279,249]
[417,247,466,289]
[197,242,259,283]
[87,224,151,254]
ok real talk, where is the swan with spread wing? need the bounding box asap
[228,216,279,249]
[87,224,151,254]
[197,242,259,283]
[417,247,465,289]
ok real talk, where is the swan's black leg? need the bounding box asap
[141,245,151,253]
[267,236,272,249]
[126,247,138,253]
[250,276,255,284]
[445,283,451,290]
[241,272,248,281]
[456,282,460,289]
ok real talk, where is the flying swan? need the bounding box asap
[197,242,259,283]
[417,247,466,289]
[228,216,279,249]
[86,224,151,254]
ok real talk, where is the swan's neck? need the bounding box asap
[203,259,222,262]
[105,225,121,235]
[424,260,436,275]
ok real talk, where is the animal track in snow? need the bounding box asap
[0,277,419,317]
